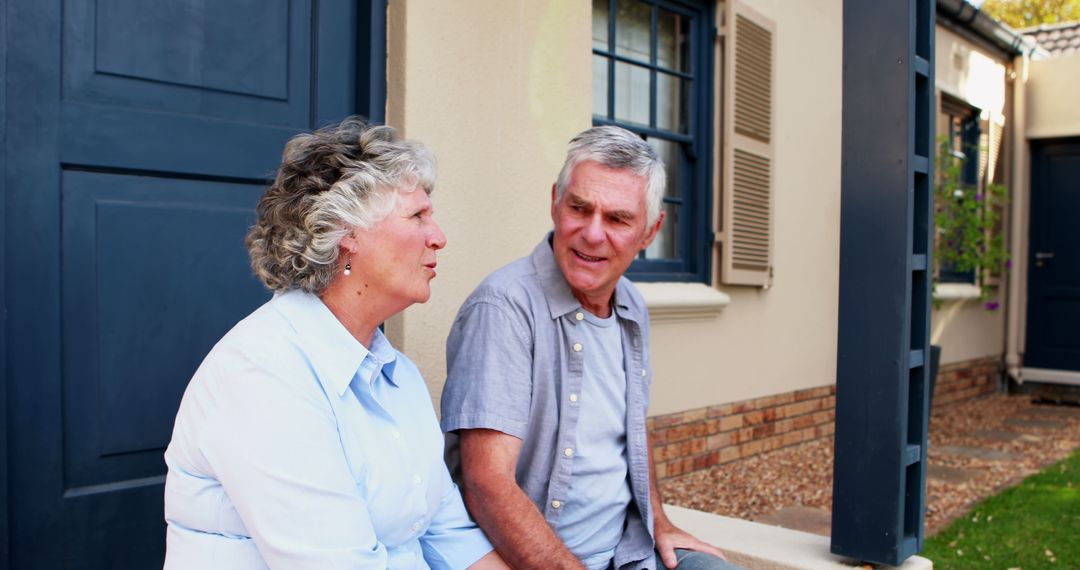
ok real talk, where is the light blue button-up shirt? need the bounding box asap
[164,290,492,569]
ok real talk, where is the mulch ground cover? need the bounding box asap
[660,393,1080,537]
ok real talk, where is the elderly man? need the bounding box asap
[441,126,740,570]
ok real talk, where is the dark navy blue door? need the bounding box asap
[1026,139,1080,372]
[3,1,382,567]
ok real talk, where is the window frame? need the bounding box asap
[937,96,982,285]
[591,0,715,283]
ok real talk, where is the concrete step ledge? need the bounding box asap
[664,505,933,570]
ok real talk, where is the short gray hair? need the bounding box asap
[245,117,436,293]
[554,126,665,225]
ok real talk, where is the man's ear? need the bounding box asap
[551,183,559,220]
[638,211,666,251]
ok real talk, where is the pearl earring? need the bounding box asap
[344,257,352,276]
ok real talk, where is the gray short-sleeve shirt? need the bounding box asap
[441,234,656,570]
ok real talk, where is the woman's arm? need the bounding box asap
[468,550,511,569]
[198,360,387,568]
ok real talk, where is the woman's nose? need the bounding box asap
[428,220,447,250]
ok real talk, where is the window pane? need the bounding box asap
[657,9,690,73]
[649,137,682,199]
[645,138,683,261]
[657,72,688,133]
[645,201,679,259]
[614,62,650,127]
[593,55,609,118]
[592,0,609,51]
[615,0,651,63]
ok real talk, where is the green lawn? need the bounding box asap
[922,448,1080,569]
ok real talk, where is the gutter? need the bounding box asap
[937,0,1049,59]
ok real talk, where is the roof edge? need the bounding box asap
[937,0,1049,59]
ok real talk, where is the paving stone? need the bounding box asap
[1004,418,1066,429]
[753,506,831,537]
[973,429,1023,442]
[928,464,980,484]
[1018,405,1080,418]
[934,445,1020,461]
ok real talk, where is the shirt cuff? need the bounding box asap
[440,413,529,441]
[421,526,493,570]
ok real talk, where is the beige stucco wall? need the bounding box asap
[386,1,592,409]
[1026,54,1080,139]
[936,26,1009,114]
[932,299,1007,364]
[930,25,1011,366]
[384,0,860,417]
[646,0,843,415]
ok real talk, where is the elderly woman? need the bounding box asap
[163,118,505,569]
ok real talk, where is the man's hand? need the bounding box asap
[652,515,728,569]
[647,431,728,568]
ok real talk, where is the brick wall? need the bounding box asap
[647,386,836,480]
[648,355,1002,480]
[932,355,1001,408]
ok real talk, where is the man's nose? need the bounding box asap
[582,214,605,243]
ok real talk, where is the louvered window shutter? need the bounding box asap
[718,0,775,286]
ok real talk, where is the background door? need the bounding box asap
[1025,138,1080,372]
[3,1,384,567]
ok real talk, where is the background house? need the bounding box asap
[2,0,1078,567]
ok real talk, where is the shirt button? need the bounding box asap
[572,343,583,352]
[569,393,578,403]
[413,474,423,486]
[392,430,401,440]
[551,500,562,509]
[575,312,584,321]
[564,447,574,457]
[640,368,647,377]
[411,521,422,532]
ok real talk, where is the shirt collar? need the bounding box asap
[530,232,642,324]
[366,326,400,387]
[270,290,398,397]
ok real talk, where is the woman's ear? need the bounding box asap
[338,231,360,255]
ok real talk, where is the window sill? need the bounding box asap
[632,282,731,322]
[934,283,981,301]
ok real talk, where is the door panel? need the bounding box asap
[61,171,266,490]
[63,0,309,126]
[1026,139,1080,371]
[93,0,291,100]
[5,0,378,566]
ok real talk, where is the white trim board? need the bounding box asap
[1021,367,1080,386]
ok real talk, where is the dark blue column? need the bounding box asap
[832,0,935,564]
[0,0,8,559]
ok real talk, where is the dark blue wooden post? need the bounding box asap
[0,2,8,560]
[832,0,935,564]
[357,0,387,124]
